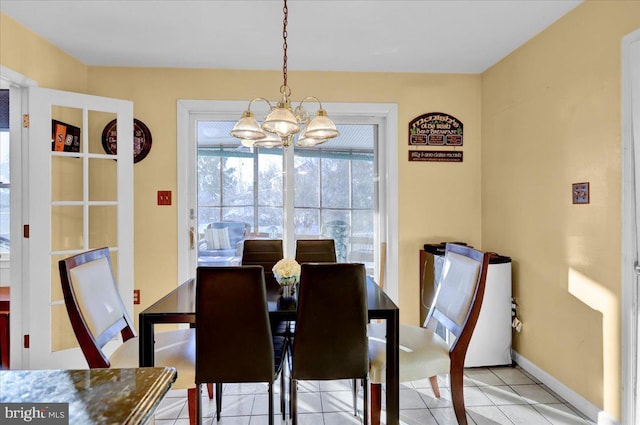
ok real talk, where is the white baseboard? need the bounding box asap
[512,351,620,425]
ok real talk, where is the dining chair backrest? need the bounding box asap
[295,239,336,263]
[425,243,490,354]
[291,262,368,380]
[59,247,135,368]
[195,266,275,383]
[241,239,283,291]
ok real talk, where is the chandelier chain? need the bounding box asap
[282,0,288,91]
[230,0,338,147]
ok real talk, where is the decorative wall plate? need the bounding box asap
[101,118,152,163]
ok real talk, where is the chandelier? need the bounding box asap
[230,0,339,148]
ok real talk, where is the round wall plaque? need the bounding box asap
[101,118,152,163]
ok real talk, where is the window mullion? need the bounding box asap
[253,149,259,234]
[283,147,295,257]
[219,149,224,221]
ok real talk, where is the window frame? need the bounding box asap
[177,100,399,303]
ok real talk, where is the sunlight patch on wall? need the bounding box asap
[568,267,619,415]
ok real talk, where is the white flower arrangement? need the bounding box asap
[272,258,301,286]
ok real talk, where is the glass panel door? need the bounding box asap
[195,120,376,275]
[26,88,133,369]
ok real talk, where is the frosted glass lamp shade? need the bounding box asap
[297,127,326,147]
[304,109,338,139]
[254,129,283,148]
[230,112,265,140]
[263,107,301,137]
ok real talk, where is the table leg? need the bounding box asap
[385,309,399,425]
[139,316,155,367]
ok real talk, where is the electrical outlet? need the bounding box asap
[572,182,589,204]
[133,289,140,305]
[512,317,522,332]
[157,190,172,206]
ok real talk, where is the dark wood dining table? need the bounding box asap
[139,276,400,425]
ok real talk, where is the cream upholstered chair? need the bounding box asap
[59,247,211,425]
[368,243,490,425]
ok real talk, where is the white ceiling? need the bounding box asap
[1,0,582,74]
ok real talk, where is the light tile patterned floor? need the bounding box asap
[152,366,595,425]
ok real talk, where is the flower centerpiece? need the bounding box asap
[272,258,301,286]
[273,258,300,298]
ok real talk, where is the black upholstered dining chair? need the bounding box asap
[289,262,369,425]
[241,239,283,291]
[295,239,337,263]
[194,266,287,425]
[59,247,211,425]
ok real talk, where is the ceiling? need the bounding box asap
[1,0,582,74]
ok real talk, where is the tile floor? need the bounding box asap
[152,366,595,425]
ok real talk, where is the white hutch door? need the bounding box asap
[25,88,133,369]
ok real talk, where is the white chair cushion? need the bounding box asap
[436,252,481,327]
[109,328,195,389]
[69,257,124,337]
[368,323,450,384]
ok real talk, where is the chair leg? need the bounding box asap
[370,383,381,425]
[291,378,297,424]
[280,371,286,419]
[429,375,441,398]
[215,383,223,421]
[268,381,274,425]
[363,377,369,425]
[188,386,198,425]
[352,378,358,416]
[450,367,468,425]
[206,383,214,399]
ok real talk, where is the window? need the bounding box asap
[196,121,376,273]
[178,100,397,301]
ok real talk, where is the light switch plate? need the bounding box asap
[572,182,589,204]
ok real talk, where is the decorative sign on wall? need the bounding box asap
[101,118,153,163]
[408,112,463,146]
[408,150,463,162]
[51,120,81,152]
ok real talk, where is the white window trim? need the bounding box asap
[621,28,640,425]
[176,100,399,303]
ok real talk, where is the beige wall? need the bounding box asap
[0,14,87,92]
[85,67,482,326]
[482,1,640,420]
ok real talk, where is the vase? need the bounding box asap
[281,284,294,298]
[275,274,298,285]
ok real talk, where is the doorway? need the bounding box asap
[621,28,640,425]
[176,100,399,303]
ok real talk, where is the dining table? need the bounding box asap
[139,275,400,425]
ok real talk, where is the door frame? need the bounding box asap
[621,27,640,425]
[0,65,37,369]
[176,100,400,303]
